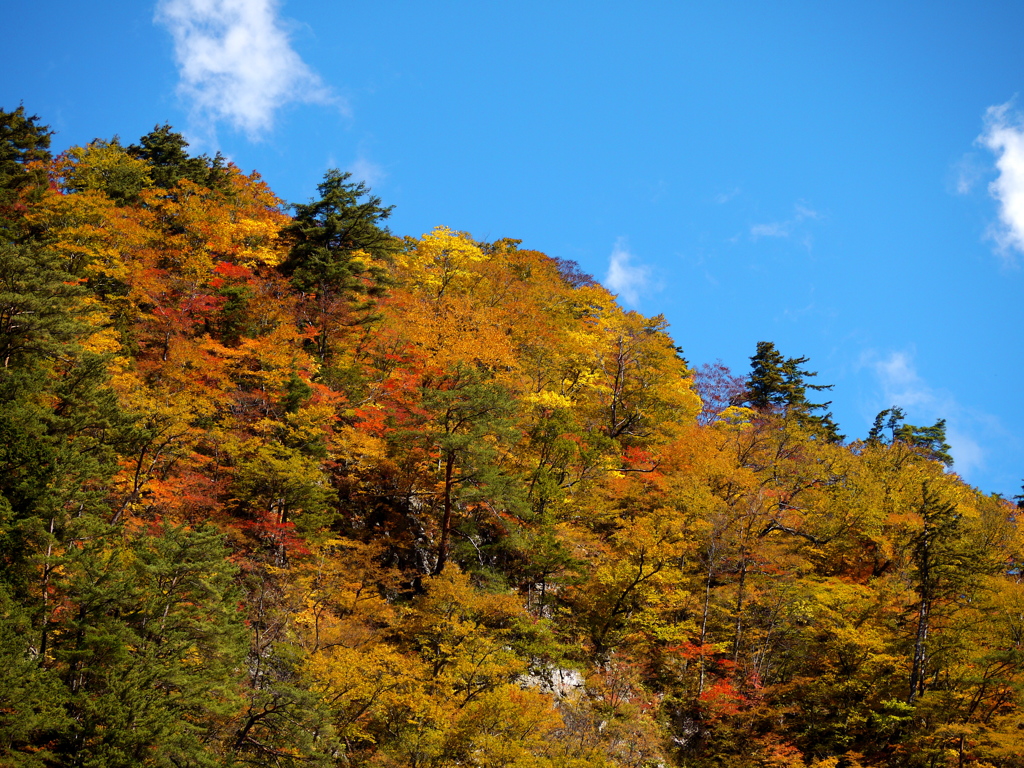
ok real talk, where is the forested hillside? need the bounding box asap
[2,106,1022,768]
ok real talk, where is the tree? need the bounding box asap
[693,360,746,426]
[127,123,227,192]
[594,311,699,444]
[0,240,88,369]
[0,581,69,764]
[0,249,119,602]
[0,105,52,238]
[278,169,399,363]
[60,139,153,206]
[896,419,953,468]
[746,341,841,441]
[51,524,247,766]
[907,485,961,704]
[867,406,907,444]
[279,169,398,297]
[868,407,953,467]
[383,362,523,577]
[347,568,575,767]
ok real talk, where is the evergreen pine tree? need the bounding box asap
[867,406,906,444]
[867,406,954,467]
[0,240,88,368]
[895,418,954,467]
[127,124,227,191]
[279,168,399,296]
[0,106,52,239]
[746,341,842,441]
[278,169,400,364]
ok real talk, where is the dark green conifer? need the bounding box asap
[278,170,399,367]
[867,406,954,467]
[895,419,953,467]
[867,406,906,444]
[0,240,87,368]
[746,341,842,441]
[279,169,399,297]
[127,123,227,191]
[53,524,246,766]
[0,106,52,238]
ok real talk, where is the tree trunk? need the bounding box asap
[433,452,456,575]
[909,595,930,703]
[732,548,748,664]
[698,546,716,695]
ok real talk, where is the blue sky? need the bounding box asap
[5,1,1023,497]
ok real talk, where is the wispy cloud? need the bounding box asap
[605,238,651,306]
[871,350,934,411]
[794,203,820,222]
[750,222,789,239]
[749,201,822,242]
[156,0,338,140]
[863,349,985,476]
[950,152,986,195]
[347,155,386,188]
[978,100,1024,263]
[714,187,741,204]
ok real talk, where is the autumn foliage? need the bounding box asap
[2,112,1023,768]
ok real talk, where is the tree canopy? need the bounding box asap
[0,110,1018,768]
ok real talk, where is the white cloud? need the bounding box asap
[871,350,933,410]
[978,100,1024,262]
[946,426,984,474]
[794,203,820,221]
[750,222,789,239]
[950,152,985,195]
[749,202,823,242]
[864,349,984,476]
[347,156,386,188]
[714,187,740,204]
[604,238,651,306]
[156,0,337,139]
